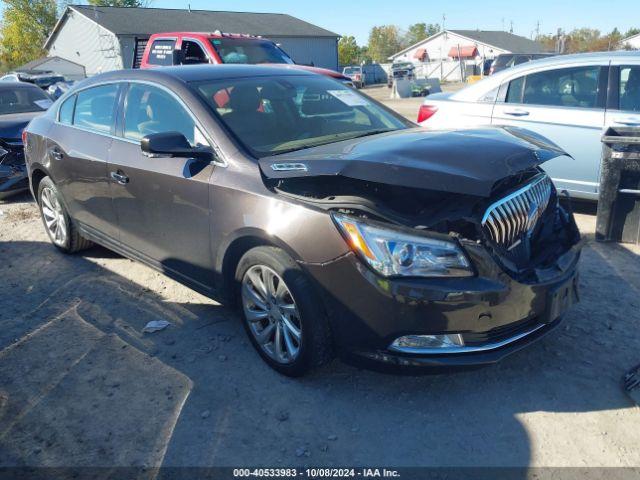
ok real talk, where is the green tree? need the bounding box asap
[0,0,58,69]
[624,28,640,39]
[404,22,440,47]
[338,36,360,66]
[367,25,402,63]
[87,0,149,6]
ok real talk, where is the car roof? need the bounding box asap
[0,81,43,91]
[453,50,640,101]
[83,64,317,86]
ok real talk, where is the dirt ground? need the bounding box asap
[1,91,640,471]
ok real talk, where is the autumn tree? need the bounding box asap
[367,25,403,63]
[0,0,58,69]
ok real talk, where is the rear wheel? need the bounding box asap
[236,246,333,376]
[37,176,92,253]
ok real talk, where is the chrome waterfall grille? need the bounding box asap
[481,175,554,251]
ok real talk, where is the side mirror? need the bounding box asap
[140,132,213,161]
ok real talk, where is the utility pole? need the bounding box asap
[509,21,514,33]
[442,14,446,32]
[535,20,541,40]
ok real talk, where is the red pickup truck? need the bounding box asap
[139,31,353,86]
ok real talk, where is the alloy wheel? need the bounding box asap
[241,265,302,364]
[41,186,67,247]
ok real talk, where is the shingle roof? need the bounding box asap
[69,5,339,38]
[17,55,84,71]
[450,30,544,53]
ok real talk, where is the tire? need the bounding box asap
[37,176,93,254]
[235,246,333,376]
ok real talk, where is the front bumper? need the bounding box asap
[0,141,28,200]
[303,241,580,372]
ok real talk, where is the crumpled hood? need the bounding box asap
[259,126,570,197]
[0,112,41,141]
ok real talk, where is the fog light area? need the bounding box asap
[390,334,465,353]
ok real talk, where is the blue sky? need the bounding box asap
[151,0,639,44]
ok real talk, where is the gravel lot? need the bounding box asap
[1,91,639,472]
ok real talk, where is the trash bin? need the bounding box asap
[596,126,640,244]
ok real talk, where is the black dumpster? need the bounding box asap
[596,126,640,244]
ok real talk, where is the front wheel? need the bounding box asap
[37,176,92,253]
[235,246,333,376]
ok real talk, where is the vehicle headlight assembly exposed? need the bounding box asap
[332,214,473,278]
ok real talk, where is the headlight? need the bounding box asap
[332,214,473,278]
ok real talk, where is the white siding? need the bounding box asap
[269,37,338,70]
[624,34,640,49]
[391,31,510,63]
[48,10,123,76]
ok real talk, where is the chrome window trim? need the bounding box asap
[53,79,228,167]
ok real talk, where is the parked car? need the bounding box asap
[1,70,66,90]
[342,66,365,88]
[47,80,76,100]
[0,83,52,199]
[25,65,581,376]
[387,62,415,88]
[489,53,557,75]
[418,51,640,201]
[139,31,354,86]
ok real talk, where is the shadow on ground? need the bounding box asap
[0,236,638,472]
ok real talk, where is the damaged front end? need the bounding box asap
[0,138,28,200]
[260,127,581,283]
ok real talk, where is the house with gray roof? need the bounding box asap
[390,29,545,64]
[44,5,340,76]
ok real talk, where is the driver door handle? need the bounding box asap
[110,170,129,185]
[503,108,530,117]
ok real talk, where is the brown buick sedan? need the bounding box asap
[24,65,581,376]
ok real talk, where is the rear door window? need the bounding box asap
[73,84,119,134]
[181,40,208,65]
[147,39,176,66]
[619,66,640,112]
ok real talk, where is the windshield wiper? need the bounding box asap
[267,129,397,156]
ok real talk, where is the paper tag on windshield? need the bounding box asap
[327,90,369,106]
[34,99,53,109]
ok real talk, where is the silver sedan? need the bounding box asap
[418,51,640,201]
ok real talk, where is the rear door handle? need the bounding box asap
[110,170,129,185]
[503,108,530,117]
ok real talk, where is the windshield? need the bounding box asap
[0,86,52,115]
[343,67,361,75]
[210,38,295,65]
[194,75,409,157]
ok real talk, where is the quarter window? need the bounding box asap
[58,95,76,124]
[123,84,204,146]
[506,66,601,108]
[148,39,176,66]
[73,84,118,134]
[620,66,640,112]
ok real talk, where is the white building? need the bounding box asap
[44,5,340,76]
[16,56,86,80]
[622,33,640,50]
[389,30,545,80]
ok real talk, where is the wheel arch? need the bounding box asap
[216,228,302,305]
